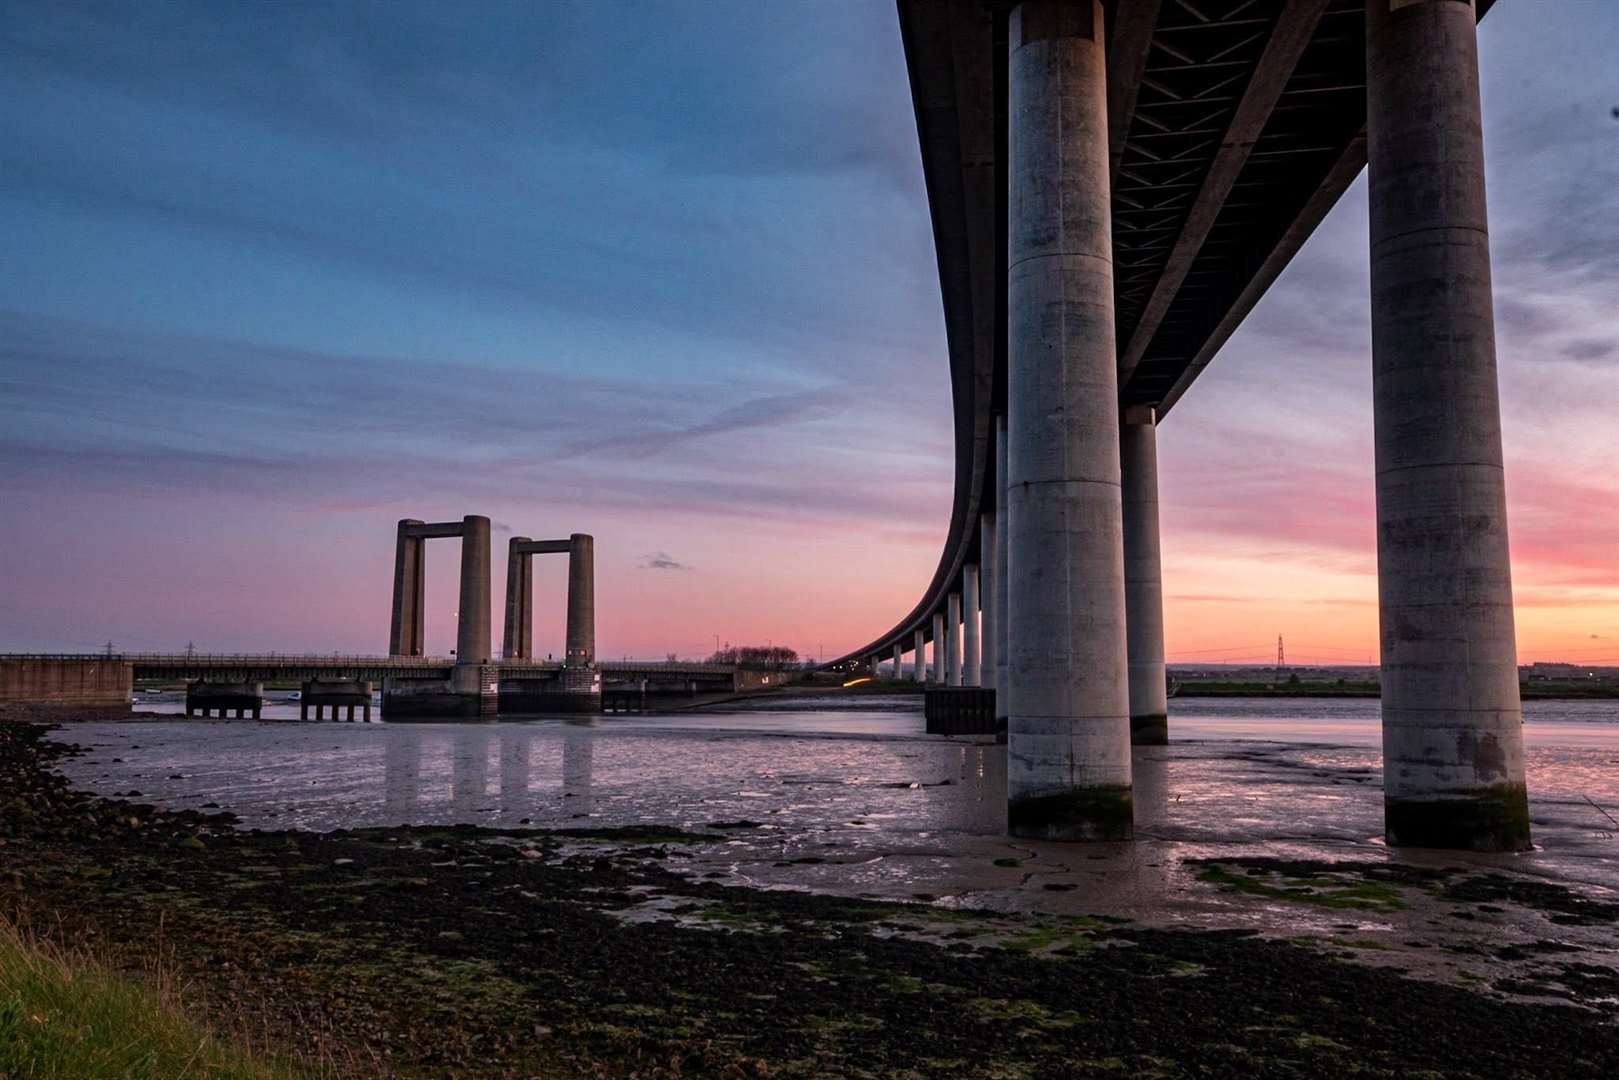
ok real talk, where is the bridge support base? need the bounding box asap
[924,687,999,737]
[382,664,498,720]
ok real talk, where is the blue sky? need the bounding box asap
[2,1,1616,663]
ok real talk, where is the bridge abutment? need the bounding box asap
[1122,406,1168,746]
[1005,0,1132,841]
[0,658,132,710]
[1367,0,1528,851]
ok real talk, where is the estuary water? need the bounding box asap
[58,695,1619,892]
[51,694,1619,1001]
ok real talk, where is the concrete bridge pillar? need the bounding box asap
[994,415,1010,718]
[931,613,946,683]
[1121,406,1168,745]
[1367,0,1528,851]
[980,515,997,691]
[893,641,904,681]
[1005,0,1131,840]
[503,537,534,659]
[962,565,981,688]
[455,515,492,665]
[945,592,962,687]
[565,534,595,667]
[914,628,927,683]
[389,519,426,656]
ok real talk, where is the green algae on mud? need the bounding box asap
[7,722,1619,1078]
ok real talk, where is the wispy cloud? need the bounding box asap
[639,551,689,571]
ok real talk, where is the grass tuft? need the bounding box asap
[0,917,305,1079]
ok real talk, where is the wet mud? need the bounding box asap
[6,720,1619,1077]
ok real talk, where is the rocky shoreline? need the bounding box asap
[5,718,1619,1077]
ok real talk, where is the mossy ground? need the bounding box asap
[6,722,1619,1077]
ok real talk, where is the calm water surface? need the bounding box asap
[63,697,1619,836]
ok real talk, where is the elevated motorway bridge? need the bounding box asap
[841,0,1525,851]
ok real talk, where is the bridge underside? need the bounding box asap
[845,0,1524,850]
[846,0,1495,674]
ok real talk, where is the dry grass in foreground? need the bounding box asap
[0,915,309,1080]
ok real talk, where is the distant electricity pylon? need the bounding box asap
[1276,635,1285,671]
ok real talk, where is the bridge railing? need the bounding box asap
[1,652,455,665]
[3,654,739,674]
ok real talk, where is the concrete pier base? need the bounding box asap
[382,666,497,720]
[1005,0,1132,841]
[186,681,262,719]
[1122,406,1168,746]
[1368,0,1528,851]
[300,680,373,723]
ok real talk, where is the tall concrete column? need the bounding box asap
[389,519,425,656]
[502,538,531,660]
[980,516,998,691]
[565,533,595,668]
[995,415,1010,717]
[945,592,962,687]
[1121,407,1168,745]
[1368,0,1528,851]
[456,515,492,664]
[914,628,927,683]
[931,613,945,683]
[962,565,981,688]
[893,641,904,680]
[1006,0,1131,840]
[519,552,533,658]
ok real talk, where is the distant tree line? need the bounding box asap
[707,645,799,670]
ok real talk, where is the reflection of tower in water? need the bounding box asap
[919,743,1007,835]
[499,730,532,815]
[1130,749,1169,833]
[562,721,595,819]
[451,727,493,811]
[383,728,423,823]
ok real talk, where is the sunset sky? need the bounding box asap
[2,1,1616,665]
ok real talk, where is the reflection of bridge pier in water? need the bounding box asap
[499,732,532,810]
[451,727,494,812]
[1130,750,1169,835]
[383,728,423,822]
[562,722,595,818]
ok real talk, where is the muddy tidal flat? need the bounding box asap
[5,696,1619,1077]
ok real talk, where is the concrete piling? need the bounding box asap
[1367,0,1529,851]
[931,613,946,683]
[963,565,981,688]
[994,415,1010,718]
[980,515,997,691]
[1121,406,1168,746]
[1005,0,1132,840]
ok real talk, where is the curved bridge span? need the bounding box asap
[841,0,1525,852]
